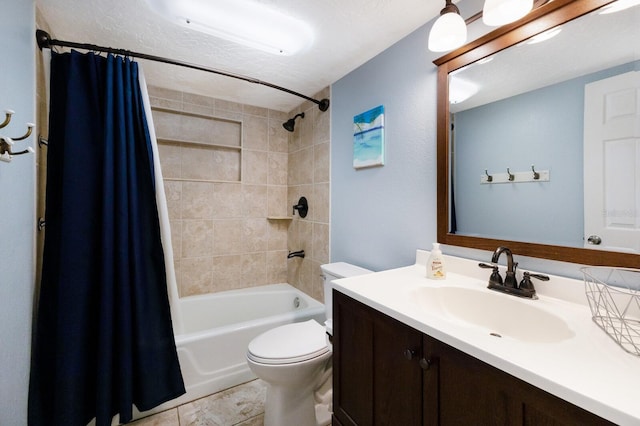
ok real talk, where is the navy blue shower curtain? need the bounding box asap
[29,50,185,425]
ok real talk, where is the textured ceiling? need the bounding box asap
[36,0,444,112]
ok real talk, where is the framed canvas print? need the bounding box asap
[353,105,384,169]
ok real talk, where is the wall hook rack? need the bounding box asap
[0,109,35,163]
[480,165,550,184]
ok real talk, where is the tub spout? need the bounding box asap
[287,250,305,259]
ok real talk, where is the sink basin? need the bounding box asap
[411,286,575,343]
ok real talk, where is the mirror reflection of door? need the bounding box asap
[584,70,640,253]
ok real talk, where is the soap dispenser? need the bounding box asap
[427,243,446,280]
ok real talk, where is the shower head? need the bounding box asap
[282,112,305,132]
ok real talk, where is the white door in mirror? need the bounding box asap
[584,70,640,253]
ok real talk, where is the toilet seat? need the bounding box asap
[247,319,329,365]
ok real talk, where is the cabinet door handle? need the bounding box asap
[419,358,432,370]
[403,349,417,360]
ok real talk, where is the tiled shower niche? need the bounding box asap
[148,86,291,297]
[153,108,242,182]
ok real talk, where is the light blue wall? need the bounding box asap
[330,24,438,272]
[454,61,640,247]
[330,0,489,272]
[0,0,36,423]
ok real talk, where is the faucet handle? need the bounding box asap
[527,272,550,281]
[478,262,495,270]
[519,271,549,291]
[479,263,503,286]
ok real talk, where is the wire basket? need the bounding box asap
[581,267,640,356]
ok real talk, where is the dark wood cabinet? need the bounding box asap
[333,290,614,426]
[333,290,422,426]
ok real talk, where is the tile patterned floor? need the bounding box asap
[130,380,266,426]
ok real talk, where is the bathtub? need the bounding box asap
[136,283,325,417]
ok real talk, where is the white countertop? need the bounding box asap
[331,250,640,426]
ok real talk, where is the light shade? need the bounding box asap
[146,0,314,55]
[482,0,533,26]
[428,11,468,52]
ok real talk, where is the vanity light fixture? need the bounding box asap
[429,0,538,52]
[482,0,534,26]
[428,0,468,52]
[145,0,314,55]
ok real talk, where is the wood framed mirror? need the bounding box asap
[435,0,640,268]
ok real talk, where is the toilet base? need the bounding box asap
[264,382,317,426]
[259,358,332,426]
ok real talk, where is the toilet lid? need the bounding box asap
[247,319,329,365]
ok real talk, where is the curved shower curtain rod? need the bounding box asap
[35,29,330,112]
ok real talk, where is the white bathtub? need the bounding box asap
[136,283,325,417]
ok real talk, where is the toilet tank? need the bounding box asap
[320,262,372,335]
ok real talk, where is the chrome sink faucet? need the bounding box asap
[479,246,549,299]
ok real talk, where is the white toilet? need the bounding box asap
[246,262,372,426]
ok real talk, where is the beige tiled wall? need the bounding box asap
[286,87,332,302]
[149,86,292,297]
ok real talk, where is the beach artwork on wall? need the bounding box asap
[353,105,385,169]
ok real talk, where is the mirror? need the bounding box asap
[435,0,640,268]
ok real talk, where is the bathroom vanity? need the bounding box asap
[331,251,640,425]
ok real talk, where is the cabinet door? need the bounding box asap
[423,334,514,425]
[333,291,374,425]
[422,334,614,426]
[333,291,423,426]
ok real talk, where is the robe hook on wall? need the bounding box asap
[0,108,35,163]
[507,167,515,181]
[531,164,540,180]
[0,109,14,129]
